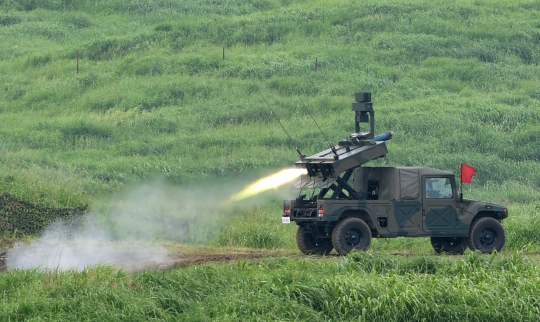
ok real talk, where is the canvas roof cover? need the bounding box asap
[354,167,454,201]
[399,168,419,200]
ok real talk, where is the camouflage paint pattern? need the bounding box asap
[283,92,508,244]
[284,166,508,239]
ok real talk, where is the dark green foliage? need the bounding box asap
[0,14,21,26]
[268,76,321,96]
[75,72,100,91]
[0,192,86,236]
[61,12,93,28]
[85,36,151,61]
[93,172,126,183]
[10,0,61,11]
[25,54,51,68]
[154,23,172,33]
[211,108,274,127]
[60,121,112,140]
[118,141,174,157]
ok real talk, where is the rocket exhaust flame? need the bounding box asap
[228,168,307,202]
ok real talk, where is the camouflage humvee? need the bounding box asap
[283,93,508,255]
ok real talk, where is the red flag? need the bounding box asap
[461,163,476,184]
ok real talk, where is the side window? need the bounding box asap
[425,177,454,199]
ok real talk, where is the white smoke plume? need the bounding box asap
[6,217,172,272]
[6,169,300,272]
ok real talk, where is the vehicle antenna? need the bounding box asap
[257,89,306,159]
[297,95,339,160]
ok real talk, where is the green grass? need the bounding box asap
[1,0,540,319]
[2,252,540,321]
[0,0,539,208]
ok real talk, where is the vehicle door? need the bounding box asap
[389,168,422,235]
[422,176,458,234]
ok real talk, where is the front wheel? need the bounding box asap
[331,217,372,255]
[431,237,467,255]
[296,226,333,255]
[468,217,506,253]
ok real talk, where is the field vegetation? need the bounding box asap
[2,252,540,320]
[1,0,540,319]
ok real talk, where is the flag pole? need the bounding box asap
[459,163,463,202]
[459,163,476,202]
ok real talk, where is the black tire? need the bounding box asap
[430,237,468,255]
[468,217,506,253]
[296,226,333,255]
[331,217,372,255]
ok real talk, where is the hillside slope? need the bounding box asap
[0,0,539,209]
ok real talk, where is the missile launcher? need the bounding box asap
[283,92,508,256]
[293,93,393,201]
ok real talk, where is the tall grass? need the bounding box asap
[2,252,540,320]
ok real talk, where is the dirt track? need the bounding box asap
[158,252,288,270]
[118,251,293,272]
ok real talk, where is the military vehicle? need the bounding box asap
[282,92,508,255]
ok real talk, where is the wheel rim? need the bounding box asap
[345,228,362,247]
[479,228,497,247]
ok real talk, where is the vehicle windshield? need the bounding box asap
[425,177,453,199]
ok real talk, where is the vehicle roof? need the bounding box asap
[396,166,454,176]
[353,166,455,201]
[370,166,454,176]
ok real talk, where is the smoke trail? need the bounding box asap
[228,168,307,202]
[6,217,172,272]
[6,169,300,272]
[6,179,225,272]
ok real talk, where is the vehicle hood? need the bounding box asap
[461,198,508,219]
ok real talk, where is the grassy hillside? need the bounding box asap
[1,0,539,205]
[1,0,540,320]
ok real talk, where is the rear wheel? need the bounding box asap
[296,226,333,255]
[430,237,467,255]
[331,217,372,255]
[468,217,506,253]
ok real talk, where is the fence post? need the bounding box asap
[76,50,79,74]
[315,57,318,72]
[223,47,225,60]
